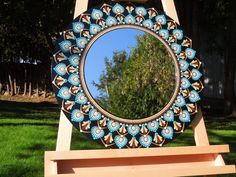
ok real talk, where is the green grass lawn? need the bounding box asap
[0,98,235,177]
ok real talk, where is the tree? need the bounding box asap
[0,0,75,96]
[200,0,236,113]
[94,33,175,119]
[176,0,236,114]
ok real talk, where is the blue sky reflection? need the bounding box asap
[84,28,145,97]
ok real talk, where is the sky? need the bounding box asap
[84,28,145,98]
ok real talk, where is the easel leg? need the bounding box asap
[161,0,180,24]
[74,0,89,18]
[56,110,73,151]
[56,0,89,151]
[192,109,210,146]
[161,0,210,148]
[192,109,226,177]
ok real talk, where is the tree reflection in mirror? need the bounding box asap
[84,28,176,120]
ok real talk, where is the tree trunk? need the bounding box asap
[23,82,27,96]
[13,78,17,95]
[8,74,14,96]
[192,0,200,51]
[28,81,32,97]
[43,84,47,98]
[43,73,47,98]
[0,82,2,94]
[224,8,236,114]
[224,45,236,114]
[6,83,9,95]
[23,66,27,96]
[17,86,20,95]
[36,82,39,97]
[28,65,32,97]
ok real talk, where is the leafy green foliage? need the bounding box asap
[0,0,75,63]
[200,0,236,53]
[94,33,176,119]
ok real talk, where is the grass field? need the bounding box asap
[0,96,235,177]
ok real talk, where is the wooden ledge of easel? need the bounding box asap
[48,0,236,177]
[45,145,236,177]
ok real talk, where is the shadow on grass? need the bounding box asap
[0,100,60,120]
[205,119,236,130]
[17,135,57,158]
[0,164,39,177]
[27,143,45,151]
[0,122,58,127]
[17,153,32,159]
[207,130,236,164]
[71,129,105,150]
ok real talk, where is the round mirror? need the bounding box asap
[83,27,178,121]
[52,3,203,148]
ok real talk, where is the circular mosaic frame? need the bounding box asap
[52,2,203,149]
[80,24,181,124]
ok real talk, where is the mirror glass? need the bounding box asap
[84,28,176,120]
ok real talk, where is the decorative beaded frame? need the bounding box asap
[52,3,203,148]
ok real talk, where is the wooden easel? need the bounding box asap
[45,0,236,176]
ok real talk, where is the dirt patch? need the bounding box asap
[0,95,57,104]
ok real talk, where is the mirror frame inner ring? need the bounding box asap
[80,24,181,124]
